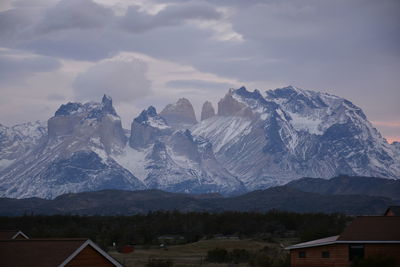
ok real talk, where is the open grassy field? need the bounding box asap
[109,238,291,267]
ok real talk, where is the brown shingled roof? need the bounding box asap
[0,239,88,267]
[337,216,400,241]
[385,206,400,216]
[0,230,19,240]
[0,230,28,240]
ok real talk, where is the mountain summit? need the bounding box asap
[0,87,399,198]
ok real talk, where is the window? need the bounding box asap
[349,244,364,261]
[298,251,306,258]
[322,251,330,258]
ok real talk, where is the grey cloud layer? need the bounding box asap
[0,0,399,137]
[73,58,151,102]
[166,79,234,90]
[120,2,221,32]
[0,52,60,83]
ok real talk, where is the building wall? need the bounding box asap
[290,243,400,267]
[365,244,400,262]
[66,246,115,267]
[290,244,350,267]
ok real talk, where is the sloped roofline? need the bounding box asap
[11,231,29,239]
[59,239,122,267]
[286,239,400,250]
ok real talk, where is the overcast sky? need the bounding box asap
[0,0,399,142]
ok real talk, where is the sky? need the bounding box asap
[0,0,399,143]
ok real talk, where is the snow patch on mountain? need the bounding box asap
[113,146,150,182]
[286,111,324,135]
[192,116,252,153]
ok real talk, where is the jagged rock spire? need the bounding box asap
[201,101,215,121]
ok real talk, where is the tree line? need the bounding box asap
[0,210,350,249]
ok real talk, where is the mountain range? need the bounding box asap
[0,176,398,216]
[0,86,399,199]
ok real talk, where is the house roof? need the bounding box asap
[286,235,339,250]
[0,230,29,240]
[0,239,122,267]
[337,216,400,241]
[385,206,400,216]
[286,216,400,250]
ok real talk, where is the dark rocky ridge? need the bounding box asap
[0,177,397,216]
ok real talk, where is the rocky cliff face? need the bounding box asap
[201,101,215,121]
[159,98,197,128]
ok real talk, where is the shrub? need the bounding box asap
[249,251,273,267]
[206,248,229,263]
[145,259,174,267]
[231,248,251,263]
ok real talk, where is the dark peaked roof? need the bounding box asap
[337,216,400,241]
[385,206,400,216]
[0,238,122,267]
[0,230,29,240]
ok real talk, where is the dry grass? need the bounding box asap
[109,239,278,267]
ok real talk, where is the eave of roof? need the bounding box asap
[286,239,400,250]
[285,236,339,250]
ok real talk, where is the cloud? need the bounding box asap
[0,0,399,141]
[47,93,66,101]
[120,1,221,32]
[35,0,114,33]
[166,79,234,90]
[73,57,152,103]
[0,52,60,83]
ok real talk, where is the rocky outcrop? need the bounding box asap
[217,88,247,116]
[48,94,126,154]
[159,98,197,127]
[201,101,215,121]
[129,106,170,149]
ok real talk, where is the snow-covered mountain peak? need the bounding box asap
[55,95,119,121]
[54,102,84,116]
[218,87,276,120]
[1,88,399,199]
[129,106,171,149]
[134,106,169,129]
